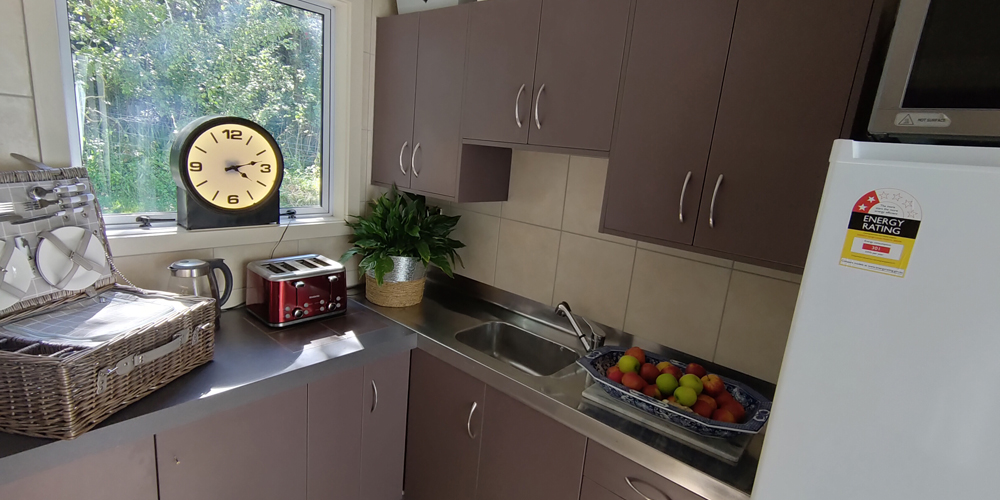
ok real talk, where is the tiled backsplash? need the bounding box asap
[437,151,800,383]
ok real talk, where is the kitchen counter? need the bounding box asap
[0,274,773,500]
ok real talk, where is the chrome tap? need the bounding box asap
[555,302,606,353]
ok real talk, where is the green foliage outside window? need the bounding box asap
[68,0,326,214]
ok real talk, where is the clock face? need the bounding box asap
[180,120,282,211]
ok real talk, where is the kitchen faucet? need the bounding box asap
[555,302,606,353]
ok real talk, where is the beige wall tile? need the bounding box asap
[362,52,372,131]
[0,95,39,171]
[223,288,246,310]
[625,249,732,360]
[364,0,374,54]
[637,241,734,269]
[562,156,635,246]
[212,241,299,289]
[714,271,799,383]
[445,207,500,285]
[453,201,502,217]
[500,151,569,229]
[298,235,356,272]
[113,249,215,291]
[494,219,561,304]
[0,0,32,97]
[733,262,802,284]
[552,233,635,330]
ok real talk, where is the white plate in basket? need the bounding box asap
[0,240,32,310]
[36,226,108,291]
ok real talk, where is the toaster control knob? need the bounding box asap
[294,281,305,288]
[293,308,305,319]
[328,275,338,282]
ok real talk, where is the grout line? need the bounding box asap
[619,244,639,331]
[710,270,736,363]
[558,154,571,231]
[549,228,564,307]
[0,91,33,99]
[490,214,501,286]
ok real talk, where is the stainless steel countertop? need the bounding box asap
[354,273,774,500]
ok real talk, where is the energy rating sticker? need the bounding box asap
[840,188,921,278]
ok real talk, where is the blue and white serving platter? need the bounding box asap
[578,346,772,439]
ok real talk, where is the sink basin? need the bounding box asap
[455,322,580,377]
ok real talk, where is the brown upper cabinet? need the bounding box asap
[602,0,738,246]
[371,14,418,190]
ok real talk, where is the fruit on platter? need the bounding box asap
[659,363,683,380]
[721,400,746,422]
[642,385,662,399]
[679,374,704,395]
[622,372,647,391]
[673,386,698,407]
[691,394,717,418]
[715,391,735,406]
[685,363,708,378]
[696,394,718,411]
[712,408,737,423]
[666,395,677,404]
[617,355,640,374]
[624,346,646,365]
[606,366,624,384]
[701,374,726,397]
[639,363,661,384]
[655,373,679,395]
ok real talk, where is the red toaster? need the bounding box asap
[246,254,347,327]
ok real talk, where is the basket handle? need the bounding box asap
[96,323,211,394]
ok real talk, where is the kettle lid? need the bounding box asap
[169,259,210,277]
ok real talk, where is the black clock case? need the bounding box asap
[171,116,283,230]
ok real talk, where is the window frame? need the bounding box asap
[57,0,336,226]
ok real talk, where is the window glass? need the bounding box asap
[67,0,326,214]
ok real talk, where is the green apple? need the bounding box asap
[679,374,704,395]
[673,386,698,407]
[655,373,679,395]
[617,355,640,374]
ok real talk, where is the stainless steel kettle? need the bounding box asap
[166,258,233,322]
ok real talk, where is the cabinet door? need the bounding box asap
[371,14,419,188]
[584,442,706,500]
[602,0,737,245]
[360,352,411,500]
[403,349,486,500]
[156,387,308,500]
[528,0,631,151]
[693,0,874,267]
[0,438,158,500]
[476,386,587,500]
[410,5,470,197]
[462,0,543,144]
[308,367,364,500]
[581,477,625,500]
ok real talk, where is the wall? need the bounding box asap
[0,0,41,171]
[437,151,800,383]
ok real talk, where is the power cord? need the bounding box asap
[270,209,296,259]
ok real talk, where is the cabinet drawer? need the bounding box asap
[584,442,704,500]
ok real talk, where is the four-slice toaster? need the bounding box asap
[246,254,346,327]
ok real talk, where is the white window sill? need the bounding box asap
[106,216,353,257]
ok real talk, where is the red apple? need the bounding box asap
[622,372,647,391]
[701,374,726,397]
[685,363,708,378]
[721,401,746,422]
[692,400,714,418]
[659,363,683,380]
[711,408,737,423]
[666,395,677,404]
[715,391,735,406]
[639,363,661,384]
[606,366,624,384]
[625,347,646,365]
[642,385,662,399]
[696,394,718,412]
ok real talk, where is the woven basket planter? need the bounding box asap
[365,256,426,308]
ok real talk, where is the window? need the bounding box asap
[66,0,332,221]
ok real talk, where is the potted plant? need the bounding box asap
[341,185,464,307]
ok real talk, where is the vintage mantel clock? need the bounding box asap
[170,116,284,230]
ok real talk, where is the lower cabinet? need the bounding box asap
[404,350,587,500]
[156,386,309,500]
[307,366,364,500]
[360,352,411,500]
[584,442,705,500]
[0,438,158,500]
[581,477,626,500]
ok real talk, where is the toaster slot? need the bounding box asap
[296,259,318,269]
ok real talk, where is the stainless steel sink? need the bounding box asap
[455,322,581,377]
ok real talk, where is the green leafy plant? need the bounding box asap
[341,185,464,285]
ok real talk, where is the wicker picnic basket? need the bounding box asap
[0,166,216,439]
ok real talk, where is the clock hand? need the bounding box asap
[225,161,259,172]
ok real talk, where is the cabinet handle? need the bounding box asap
[411,143,421,177]
[515,84,526,128]
[398,141,409,176]
[625,477,671,500]
[708,174,723,229]
[678,171,692,224]
[534,84,545,130]
[466,401,478,439]
[370,380,378,413]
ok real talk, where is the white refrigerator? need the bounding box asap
[753,140,1000,500]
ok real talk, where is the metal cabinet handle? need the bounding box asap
[370,380,378,413]
[678,171,692,223]
[534,84,545,130]
[515,84,526,128]
[708,174,723,228]
[411,143,421,177]
[398,141,409,175]
[625,477,671,500]
[466,402,478,439]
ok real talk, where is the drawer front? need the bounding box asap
[584,442,705,500]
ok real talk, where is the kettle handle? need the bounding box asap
[207,259,234,307]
